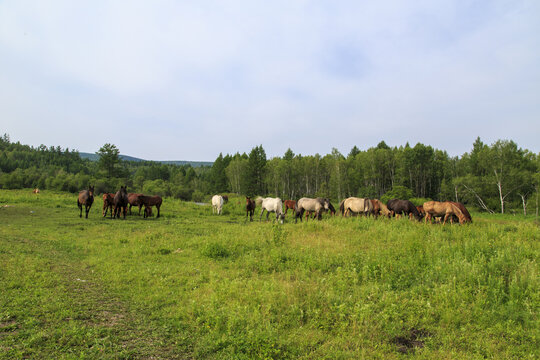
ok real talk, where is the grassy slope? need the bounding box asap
[0,190,538,359]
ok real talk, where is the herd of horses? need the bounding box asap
[228,195,472,225]
[77,185,162,219]
[77,185,471,225]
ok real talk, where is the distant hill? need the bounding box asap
[79,152,213,167]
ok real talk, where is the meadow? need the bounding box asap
[0,190,538,359]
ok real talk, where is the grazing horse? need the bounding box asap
[127,193,144,215]
[259,197,285,224]
[387,199,422,221]
[102,193,115,218]
[283,200,296,214]
[450,202,472,223]
[339,197,373,217]
[113,186,129,219]
[423,201,467,225]
[77,186,94,218]
[144,205,153,218]
[245,197,256,221]
[32,188,40,194]
[295,197,330,223]
[138,195,163,218]
[211,195,224,215]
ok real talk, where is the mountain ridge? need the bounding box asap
[79,152,213,167]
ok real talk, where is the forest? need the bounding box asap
[0,133,538,215]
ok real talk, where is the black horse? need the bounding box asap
[113,186,129,219]
[387,199,422,221]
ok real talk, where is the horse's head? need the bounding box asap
[88,185,95,197]
[323,198,330,210]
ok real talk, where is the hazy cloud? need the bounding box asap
[1,0,539,160]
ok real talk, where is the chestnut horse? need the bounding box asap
[246,197,256,221]
[143,205,153,218]
[102,193,115,218]
[32,188,40,194]
[138,195,162,218]
[77,185,95,218]
[128,193,144,215]
[283,200,296,214]
[113,186,129,219]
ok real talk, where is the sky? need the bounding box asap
[1,1,539,161]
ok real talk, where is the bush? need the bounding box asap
[381,186,414,203]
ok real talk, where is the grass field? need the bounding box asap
[0,190,538,359]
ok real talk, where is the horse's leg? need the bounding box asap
[259,209,264,222]
[156,204,160,218]
[78,201,82,218]
[85,204,89,218]
[139,204,143,216]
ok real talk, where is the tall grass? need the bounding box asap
[0,190,538,359]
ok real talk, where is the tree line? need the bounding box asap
[0,134,538,215]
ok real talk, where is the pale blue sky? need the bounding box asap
[1,1,539,161]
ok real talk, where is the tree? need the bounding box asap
[97,143,120,178]
[245,145,267,196]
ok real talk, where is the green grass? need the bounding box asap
[0,190,538,359]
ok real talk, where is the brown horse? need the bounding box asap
[222,195,229,204]
[387,199,422,221]
[32,188,40,194]
[102,193,115,218]
[246,196,256,221]
[143,205,153,218]
[450,202,472,223]
[423,201,467,225]
[138,195,162,218]
[113,186,129,219]
[128,193,144,215]
[77,186,95,218]
[283,200,296,214]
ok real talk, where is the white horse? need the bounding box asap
[295,197,330,222]
[259,197,285,224]
[211,195,224,215]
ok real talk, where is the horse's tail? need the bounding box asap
[339,199,345,215]
[255,196,263,206]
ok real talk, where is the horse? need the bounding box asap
[328,201,336,216]
[368,199,391,218]
[211,195,224,215]
[138,195,163,218]
[102,193,115,218]
[387,199,422,221]
[144,205,153,218]
[32,188,40,194]
[295,197,330,223]
[77,186,94,218]
[259,197,285,224]
[283,200,296,214]
[339,197,373,217]
[245,197,256,221]
[423,201,467,225]
[128,193,144,215]
[450,202,472,223]
[222,195,229,204]
[113,186,129,219]
[416,205,426,217]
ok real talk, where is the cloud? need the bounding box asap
[1,1,539,160]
